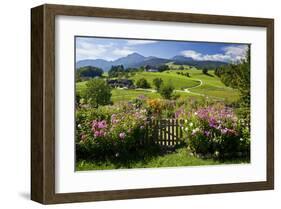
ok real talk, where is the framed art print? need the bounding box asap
[31,4,274,204]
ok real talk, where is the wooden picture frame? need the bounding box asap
[31,4,274,204]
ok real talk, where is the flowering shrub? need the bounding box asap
[76,104,148,159]
[177,103,250,158]
[108,109,147,154]
[91,120,108,138]
[146,99,176,118]
[146,99,164,116]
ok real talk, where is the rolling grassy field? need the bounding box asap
[130,71,200,90]
[76,64,240,103]
[165,69,240,102]
[111,89,160,102]
[76,82,201,102]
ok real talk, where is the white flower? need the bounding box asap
[192,128,199,134]
[77,124,81,128]
[185,127,189,132]
[185,119,188,124]
[194,112,198,115]
[240,138,244,141]
[189,122,193,127]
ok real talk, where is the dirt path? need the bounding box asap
[118,79,224,100]
[175,79,224,100]
[174,79,204,96]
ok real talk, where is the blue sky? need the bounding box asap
[76,36,249,63]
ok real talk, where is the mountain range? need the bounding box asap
[76,52,228,71]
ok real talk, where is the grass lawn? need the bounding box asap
[76,148,250,171]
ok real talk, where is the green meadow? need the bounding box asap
[76,65,240,103]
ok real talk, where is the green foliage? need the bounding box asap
[218,48,250,106]
[159,81,175,99]
[176,71,190,77]
[158,65,170,72]
[136,78,151,88]
[108,65,125,77]
[152,78,163,91]
[84,79,112,108]
[76,66,103,81]
[202,68,208,74]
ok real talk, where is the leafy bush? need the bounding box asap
[158,65,170,72]
[153,78,163,91]
[136,78,151,88]
[84,78,112,108]
[202,68,208,74]
[159,82,174,99]
[77,66,103,80]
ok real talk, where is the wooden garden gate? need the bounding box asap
[142,119,185,146]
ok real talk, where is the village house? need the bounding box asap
[146,68,159,72]
[107,79,135,89]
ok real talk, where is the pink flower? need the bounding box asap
[81,134,86,141]
[94,131,100,137]
[99,130,105,137]
[98,120,107,129]
[119,132,126,139]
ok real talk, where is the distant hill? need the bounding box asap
[76,53,228,71]
[114,53,146,66]
[172,55,228,69]
[172,55,194,62]
[76,59,111,70]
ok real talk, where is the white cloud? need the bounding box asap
[76,44,111,60]
[223,45,248,61]
[76,38,114,60]
[112,47,135,56]
[181,50,203,60]
[181,45,248,63]
[126,40,158,45]
[76,38,135,61]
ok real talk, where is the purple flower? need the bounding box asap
[209,119,217,128]
[138,95,147,100]
[204,131,211,137]
[175,107,185,118]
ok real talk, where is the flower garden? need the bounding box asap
[76,94,250,170]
